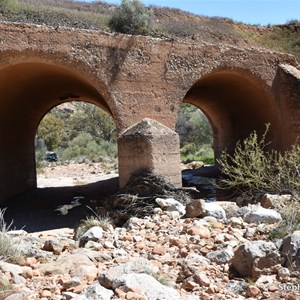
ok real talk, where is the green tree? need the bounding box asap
[176,103,212,147]
[109,0,153,35]
[37,114,64,151]
[67,103,116,143]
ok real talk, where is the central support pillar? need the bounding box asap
[118,118,182,188]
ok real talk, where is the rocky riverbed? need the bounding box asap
[1,193,299,300]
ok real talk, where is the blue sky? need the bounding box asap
[81,0,300,25]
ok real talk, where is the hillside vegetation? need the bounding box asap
[0,0,299,61]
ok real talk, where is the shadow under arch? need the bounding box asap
[183,68,280,163]
[0,61,115,203]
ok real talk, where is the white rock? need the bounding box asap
[112,273,181,300]
[204,202,227,221]
[277,267,291,280]
[81,283,114,300]
[0,261,24,274]
[72,296,88,300]
[228,216,244,227]
[79,226,103,247]
[155,197,186,216]
[243,207,282,224]
[216,201,239,218]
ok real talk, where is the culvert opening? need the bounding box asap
[0,61,122,230]
[179,69,280,200]
[35,101,118,188]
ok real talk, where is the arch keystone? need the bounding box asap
[118,118,181,188]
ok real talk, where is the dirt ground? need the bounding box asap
[3,163,119,232]
[37,162,117,188]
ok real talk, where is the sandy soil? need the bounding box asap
[37,162,118,187]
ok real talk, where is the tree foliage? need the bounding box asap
[109,0,153,35]
[36,102,117,163]
[176,103,212,147]
[66,103,116,143]
[175,103,214,163]
[37,114,64,151]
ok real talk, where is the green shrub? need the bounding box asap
[0,0,20,14]
[57,132,117,164]
[180,143,214,164]
[217,125,300,200]
[109,0,154,35]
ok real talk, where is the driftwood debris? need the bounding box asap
[100,171,193,225]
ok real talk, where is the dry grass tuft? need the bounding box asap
[0,209,23,264]
[74,212,113,240]
[269,195,300,240]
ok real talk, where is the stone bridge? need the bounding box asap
[0,22,299,203]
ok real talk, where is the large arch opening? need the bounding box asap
[35,101,118,188]
[0,62,115,203]
[184,69,280,163]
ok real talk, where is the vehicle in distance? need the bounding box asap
[46,151,58,162]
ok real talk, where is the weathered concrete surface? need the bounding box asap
[118,118,181,188]
[272,64,300,148]
[0,22,299,202]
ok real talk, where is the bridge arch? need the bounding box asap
[0,61,114,201]
[183,68,280,161]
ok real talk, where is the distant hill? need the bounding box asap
[0,0,299,60]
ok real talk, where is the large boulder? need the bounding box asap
[243,207,282,224]
[280,231,300,270]
[231,241,283,278]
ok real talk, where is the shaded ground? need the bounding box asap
[2,164,225,233]
[1,175,119,232]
